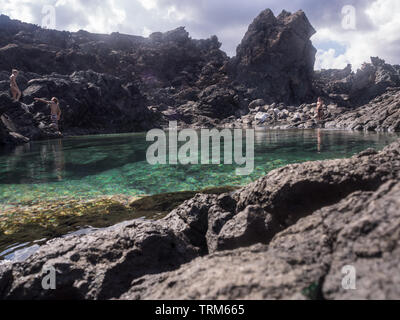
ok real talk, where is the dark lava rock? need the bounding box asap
[195,84,244,119]
[325,88,400,132]
[0,93,60,147]
[0,70,162,147]
[233,9,317,104]
[0,14,228,93]
[315,57,400,107]
[129,186,239,217]
[23,71,159,135]
[1,10,399,148]
[235,139,400,227]
[214,205,280,252]
[120,179,400,300]
[0,219,200,300]
[0,14,232,147]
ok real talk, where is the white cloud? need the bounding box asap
[315,49,349,70]
[137,0,158,10]
[366,0,400,29]
[0,0,36,23]
[56,0,126,33]
[0,0,399,69]
[313,0,400,70]
[165,5,187,21]
[85,1,126,34]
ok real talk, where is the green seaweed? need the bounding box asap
[0,198,141,256]
[0,187,238,258]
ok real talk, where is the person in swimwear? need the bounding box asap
[316,97,324,122]
[10,69,22,102]
[34,97,62,131]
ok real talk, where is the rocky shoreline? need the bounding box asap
[0,139,399,300]
[0,6,399,301]
[1,9,400,149]
[226,86,400,131]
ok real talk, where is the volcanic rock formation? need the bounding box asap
[233,9,317,104]
[0,9,324,147]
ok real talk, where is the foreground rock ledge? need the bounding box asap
[1,140,399,300]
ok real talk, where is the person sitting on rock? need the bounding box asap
[10,69,22,102]
[34,97,62,132]
[316,97,324,122]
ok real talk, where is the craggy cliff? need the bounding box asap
[233,9,316,104]
[2,9,398,149]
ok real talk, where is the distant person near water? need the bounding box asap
[316,97,324,122]
[34,97,62,132]
[10,69,21,102]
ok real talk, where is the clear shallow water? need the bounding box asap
[0,129,398,207]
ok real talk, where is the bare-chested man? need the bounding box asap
[10,69,22,101]
[34,97,62,131]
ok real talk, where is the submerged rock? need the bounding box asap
[0,187,239,262]
[129,186,238,217]
[0,198,142,258]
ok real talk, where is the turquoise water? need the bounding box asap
[0,129,398,208]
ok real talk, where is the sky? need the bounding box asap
[0,0,399,70]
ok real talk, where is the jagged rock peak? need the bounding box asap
[277,9,316,38]
[234,9,317,104]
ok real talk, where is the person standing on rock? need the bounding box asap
[10,69,22,102]
[34,97,62,132]
[316,97,324,122]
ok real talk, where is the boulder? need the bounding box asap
[0,71,162,143]
[233,9,316,104]
[194,85,244,120]
[248,99,265,109]
[0,219,200,300]
[255,112,268,123]
[119,179,400,300]
[214,205,280,252]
